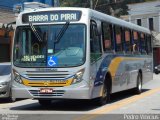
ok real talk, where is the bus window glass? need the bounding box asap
[133,31,139,53]
[125,29,131,52]
[13,24,86,67]
[146,35,152,54]
[140,33,146,54]
[115,26,122,52]
[90,21,102,62]
[102,22,112,51]
[14,26,48,66]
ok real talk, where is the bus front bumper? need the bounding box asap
[12,87,91,100]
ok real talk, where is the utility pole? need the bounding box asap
[90,0,93,9]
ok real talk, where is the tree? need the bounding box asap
[59,0,89,7]
[59,0,157,17]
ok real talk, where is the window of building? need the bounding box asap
[137,19,141,26]
[149,18,154,30]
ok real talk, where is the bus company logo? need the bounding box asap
[37,68,58,72]
[44,81,50,86]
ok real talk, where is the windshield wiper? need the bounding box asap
[29,22,42,42]
[54,22,70,43]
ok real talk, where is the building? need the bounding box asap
[128,1,160,32]
[0,0,59,62]
[0,0,59,25]
[127,1,160,67]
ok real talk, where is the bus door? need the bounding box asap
[90,20,103,89]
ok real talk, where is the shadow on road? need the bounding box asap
[9,89,150,112]
[110,89,150,104]
[0,99,10,103]
[0,99,26,104]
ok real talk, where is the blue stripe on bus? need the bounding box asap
[94,54,150,86]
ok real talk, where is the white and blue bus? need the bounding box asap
[12,7,153,105]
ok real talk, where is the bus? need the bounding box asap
[12,7,153,106]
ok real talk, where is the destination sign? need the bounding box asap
[22,11,82,23]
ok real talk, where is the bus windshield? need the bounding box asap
[13,24,86,67]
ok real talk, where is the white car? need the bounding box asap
[0,62,15,102]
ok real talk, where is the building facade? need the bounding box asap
[128,1,160,32]
[128,1,160,67]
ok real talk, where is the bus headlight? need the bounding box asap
[13,69,23,84]
[72,69,85,84]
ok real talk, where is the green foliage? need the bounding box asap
[59,0,89,7]
[58,0,157,17]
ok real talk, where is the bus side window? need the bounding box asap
[146,35,152,54]
[133,31,139,54]
[145,34,148,54]
[125,29,131,53]
[102,22,112,52]
[90,20,102,62]
[140,33,146,54]
[114,25,123,52]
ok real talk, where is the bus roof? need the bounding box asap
[18,7,150,34]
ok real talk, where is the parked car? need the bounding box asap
[154,65,160,74]
[0,62,15,102]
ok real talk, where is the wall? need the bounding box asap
[0,28,14,62]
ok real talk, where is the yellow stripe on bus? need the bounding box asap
[22,78,73,87]
[108,57,143,78]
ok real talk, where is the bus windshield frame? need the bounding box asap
[13,23,86,68]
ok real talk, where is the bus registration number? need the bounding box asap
[40,88,53,93]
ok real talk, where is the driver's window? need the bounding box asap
[90,20,102,63]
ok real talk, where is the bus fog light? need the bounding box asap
[13,70,23,84]
[72,69,85,84]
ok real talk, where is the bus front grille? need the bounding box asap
[24,71,70,79]
[29,90,65,97]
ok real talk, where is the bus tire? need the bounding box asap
[95,81,110,106]
[134,73,142,94]
[38,99,52,106]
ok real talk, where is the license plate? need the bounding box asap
[40,88,53,93]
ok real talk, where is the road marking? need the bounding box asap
[74,87,160,120]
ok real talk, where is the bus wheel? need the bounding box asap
[95,83,110,106]
[134,73,142,94]
[38,100,52,106]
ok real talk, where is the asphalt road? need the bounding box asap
[0,74,160,120]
